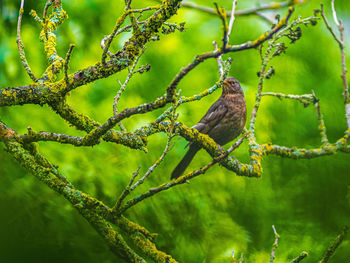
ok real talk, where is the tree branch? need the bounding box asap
[318,226,348,263]
[17,0,37,82]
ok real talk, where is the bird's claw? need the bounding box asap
[217,145,226,154]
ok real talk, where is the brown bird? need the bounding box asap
[171,77,246,179]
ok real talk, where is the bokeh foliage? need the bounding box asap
[0,0,349,262]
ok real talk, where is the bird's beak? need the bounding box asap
[223,80,229,85]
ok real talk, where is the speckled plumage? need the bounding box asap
[171,77,246,179]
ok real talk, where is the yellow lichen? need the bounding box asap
[252,163,262,175]
[252,32,269,46]
[263,142,274,153]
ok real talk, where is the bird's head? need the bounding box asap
[222,77,243,95]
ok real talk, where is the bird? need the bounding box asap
[171,77,246,179]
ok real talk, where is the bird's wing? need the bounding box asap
[192,98,228,134]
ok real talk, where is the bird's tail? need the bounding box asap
[171,145,200,179]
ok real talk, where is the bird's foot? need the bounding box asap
[217,145,226,154]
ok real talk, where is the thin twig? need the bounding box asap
[64,44,76,85]
[227,0,237,44]
[101,6,160,65]
[113,49,144,131]
[270,225,280,263]
[340,28,350,128]
[112,166,141,213]
[312,90,328,145]
[331,0,339,27]
[337,23,350,128]
[17,0,37,82]
[320,4,341,46]
[231,250,236,263]
[215,3,228,49]
[125,0,132,9]
[262,92,315,107]
[175,0,303,17]
[29,10,43,24]
[249,43,273,134]
[212,41,223,76]
[318,226,348,263]
[102,12,128,65]
[43,0,53,19]
[100,36,114,57]
[320,3,349,128]
[289,251,308,263]
[100,22,145,56]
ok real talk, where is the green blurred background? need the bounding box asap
[0,0,349,262]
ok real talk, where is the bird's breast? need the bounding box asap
[209,94,246,145]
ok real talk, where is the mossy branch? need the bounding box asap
[1,0,349,262]
[318,226,348,263]
[17,0,37,82]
